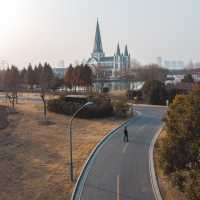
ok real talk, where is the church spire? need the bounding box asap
[124,45,128,56]
[116,43,121,55]
[93,20,104,54]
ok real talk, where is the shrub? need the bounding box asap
[47,96,113,119]
[158,84,200,199]
[181,74,194,83]
[185,171,200,200]
[78,101,113,118]
[170,171,186,192]
[167,88,185,104]
[142,80,167,105]
[127,90,142,101]
[113,100,130,118]
[102,87,109,93]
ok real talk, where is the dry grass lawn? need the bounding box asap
[0,105,8,129]
[0,102,124,200]
[154,129,187,200]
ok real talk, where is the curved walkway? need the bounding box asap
[72,105,167,200]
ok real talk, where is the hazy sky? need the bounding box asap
[0,0,200,68]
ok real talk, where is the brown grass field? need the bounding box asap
[0,105,8,129]
[154,129,186,200]
[0,102,124,200]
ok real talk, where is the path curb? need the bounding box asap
[149,125,164,200]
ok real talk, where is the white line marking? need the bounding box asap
[138,125,145,131]
[117,175,120,200]
[122,143,129,154]
[149,125,164,200]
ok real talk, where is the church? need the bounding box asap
[87,21,131,79]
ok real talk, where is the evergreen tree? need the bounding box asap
[26,63,35,88]
[182,74,194,83]
[20,68,27,85]
[40,62,54,89]
[142,80,167,105]
[64,64,73,89]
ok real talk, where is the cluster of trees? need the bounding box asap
[137,64,168,82]
[138,65,197,105]
[64,64,92,91]
[0,63,59,113]
[142,80,168,105]
[128,64,169,82]
[0,62,63,91]
[0,66,20,108]
[141,79,194,105]
[159,84,200,199]
[20,63,62,90]
[0,63,93,119]
[181,73,194,83]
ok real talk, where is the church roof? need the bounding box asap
[93,20,104,53]
[100,56,114,62]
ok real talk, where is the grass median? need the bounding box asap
[0,102,125,200]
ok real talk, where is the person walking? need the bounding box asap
[123,126,129,143]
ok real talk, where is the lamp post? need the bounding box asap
[69,101,94,182]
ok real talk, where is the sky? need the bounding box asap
[0,0,200,69]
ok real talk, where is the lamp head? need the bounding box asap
[85,102,94,106]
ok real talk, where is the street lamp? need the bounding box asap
[69,101,94,182]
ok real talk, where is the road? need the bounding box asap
[73,105,167,200]
[0,95,42,104]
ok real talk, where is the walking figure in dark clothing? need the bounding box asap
[123,126,129,142]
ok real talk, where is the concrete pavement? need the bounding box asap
[72,105,166,200]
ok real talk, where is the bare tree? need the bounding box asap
[39,63,54,121]
[94,64,108,92]
[136,64,168,82]
[4,66,20,109]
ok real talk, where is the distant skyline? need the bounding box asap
[0,0,200,69]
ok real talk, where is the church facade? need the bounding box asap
[87,21,131,79]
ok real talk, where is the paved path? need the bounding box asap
[74,105,166,200]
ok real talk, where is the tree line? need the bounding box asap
[0,62,57,90]
[0,63,58,109]
[0,63,93,92]
[64,64,93,92]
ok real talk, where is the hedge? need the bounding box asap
[47,98,113,119]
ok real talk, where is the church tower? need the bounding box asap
[91,20,105,61]
[87,20,131,79]
[124,45,130,70]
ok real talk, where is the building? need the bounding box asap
[52,60,67,78]
[163,60,185,69]
[53,68,66,78]
[87,20,131,79]
[156,56,162,66]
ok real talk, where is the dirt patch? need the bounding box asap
[154,129,187,200]
[0,102,124,200]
